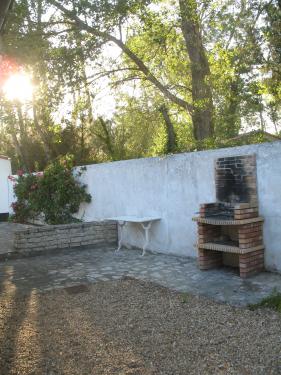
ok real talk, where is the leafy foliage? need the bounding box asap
[12,157,92,225]
[0,0,280,170]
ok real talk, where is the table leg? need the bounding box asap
[115,221,126,253]
[141,221,152,256]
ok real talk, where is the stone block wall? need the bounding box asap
[14,221,117,255]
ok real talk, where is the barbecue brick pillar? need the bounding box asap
[238,223,264,277]
[239,250,264,278]
[198,223,223,270]
[238,223,263,250]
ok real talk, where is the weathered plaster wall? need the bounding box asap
[78,141,281,272]
[0,157,11,214]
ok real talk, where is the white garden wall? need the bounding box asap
[0,156,11,215]
[79,141,281,272]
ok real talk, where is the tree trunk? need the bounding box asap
[10,123,28,171]
[16,104,26,141]
[98,118,115,160]
[179,0,214,141]
[79,113,86,163]
[32,103,52,161]
[159,105,177,153]
[15,104,30,170]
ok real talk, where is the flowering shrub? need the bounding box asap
[11,158,91,225]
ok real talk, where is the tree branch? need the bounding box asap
[48,0,193,113]
[110,76,143,87]
[225,0,274,50]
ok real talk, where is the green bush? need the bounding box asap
[11,158,92,225]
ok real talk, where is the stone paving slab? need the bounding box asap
[1,247,281,307]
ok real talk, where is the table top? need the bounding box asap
[106,216,161,223]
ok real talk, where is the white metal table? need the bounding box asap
[106,216,161,256]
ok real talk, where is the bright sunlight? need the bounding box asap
[3,72,33,102]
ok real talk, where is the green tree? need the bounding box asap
[49,0,214,142]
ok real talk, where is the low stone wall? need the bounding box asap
[14,221,117,255]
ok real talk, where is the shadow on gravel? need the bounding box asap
[0,268,31,375]
[1,268,281,375]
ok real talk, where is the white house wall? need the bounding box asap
[78,141,281,273]
[0,157,11,214]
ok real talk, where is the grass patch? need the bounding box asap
[249,291,281,313]
[180,293,189,304]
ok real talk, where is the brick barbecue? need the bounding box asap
[193,154,264,278]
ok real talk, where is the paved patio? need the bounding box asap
[1,245,281,307]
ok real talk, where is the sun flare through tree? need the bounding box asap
[3,72,33,103]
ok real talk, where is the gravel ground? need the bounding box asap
[0,278,280,375]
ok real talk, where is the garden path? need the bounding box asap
[1,246,281,306]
